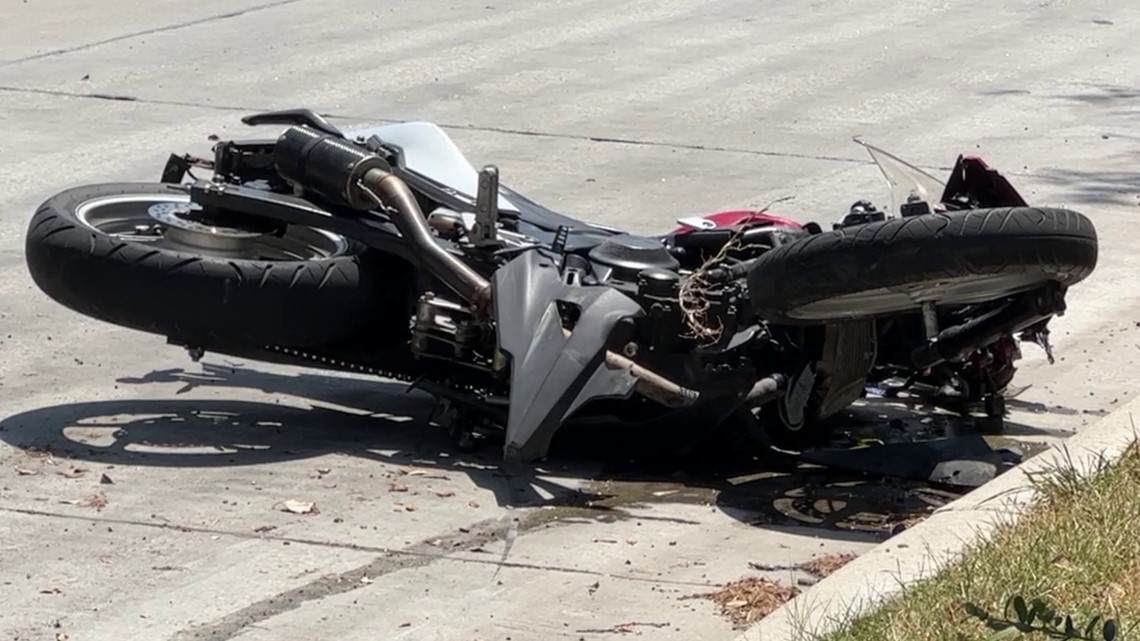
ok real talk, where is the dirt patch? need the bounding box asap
[692,577,800,629]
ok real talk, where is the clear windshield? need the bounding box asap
[853,138,947,216]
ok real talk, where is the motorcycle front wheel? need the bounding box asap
[25,183,383,347]
[747,207,1098,323]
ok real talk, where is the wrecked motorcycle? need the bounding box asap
[23,109,1098,460]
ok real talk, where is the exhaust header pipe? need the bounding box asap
[274,126,492,310]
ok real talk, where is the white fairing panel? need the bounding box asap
[344,121,521,213]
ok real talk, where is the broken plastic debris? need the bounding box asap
[78,492,108,509]
[278,500,318,515]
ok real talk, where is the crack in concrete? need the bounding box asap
[0,503,714,584]
[2,503,715,640]
[0,0,306,68]
[8,85,1048,181]
[168,514,519,641]
[0,85,872,166]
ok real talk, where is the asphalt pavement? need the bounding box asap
[3,1,1140,640]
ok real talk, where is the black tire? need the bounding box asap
[25,183,383,347]
[747,207,1098,323]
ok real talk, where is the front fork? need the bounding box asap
[909,283,1067,430]
[910,283,1065,372]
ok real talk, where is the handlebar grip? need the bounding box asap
[273,126,390,210]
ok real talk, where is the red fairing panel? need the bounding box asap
[670,209,802,235]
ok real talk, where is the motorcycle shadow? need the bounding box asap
[0,361,1039,541]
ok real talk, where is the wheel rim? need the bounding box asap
[787,273,1056,321]
[74,193,350,261]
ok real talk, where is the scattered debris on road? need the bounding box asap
[399,467,450,480]
[576,621,671,634]
[57,466,85,479]
[799,434,1003,488]
[277,499,318,515]
[99,473,114,485]
[60,491,108,510]
[800,552,857,578]
[14,466,37,476]
[689,576,800,629]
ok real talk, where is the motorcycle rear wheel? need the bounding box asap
[747,207,1098,323]
[25,183,382,347]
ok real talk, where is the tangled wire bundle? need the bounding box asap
[677,197,795,346]
[678,232,743,346]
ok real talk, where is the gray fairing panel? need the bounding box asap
[493,251,643,461]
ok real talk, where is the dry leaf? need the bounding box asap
[468,500,480,508]
[316,468,331,475]
[401,469,428,477]
[14,466,38,476]
[279,500,317,515]
[389,483,408,493]
[39,587,62,595]
[435,490,456,498]
[57,467,86,479]
[404,504,418,512]
[698,576,800,629]
[253,525,277,533]
[799,552,857,579]
[626,537,637,545]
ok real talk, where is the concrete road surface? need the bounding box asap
[3,1,1140,639]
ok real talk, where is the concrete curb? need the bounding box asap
[737,397,1140,641]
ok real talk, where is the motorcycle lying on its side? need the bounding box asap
[23,109,1098,460]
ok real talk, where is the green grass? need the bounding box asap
[817,441,1140,641]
